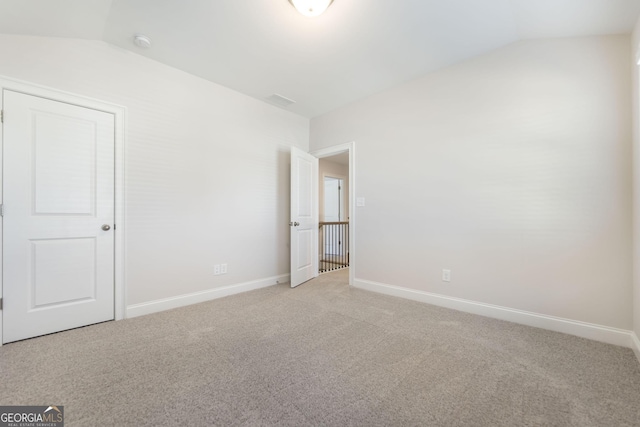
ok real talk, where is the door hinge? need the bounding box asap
[0,298,3,310]
[0,204,3,217]
[0,110,3,123]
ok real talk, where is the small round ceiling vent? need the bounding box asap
[133,34,152,49]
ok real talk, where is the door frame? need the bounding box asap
[0,76,127,346]
[311,142,355,286]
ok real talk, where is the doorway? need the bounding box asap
[312,142,355,285]
[0,78,126,345]
[319,154,349,273]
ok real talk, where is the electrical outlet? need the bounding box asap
[214,264,221,275]
[221,263,227,274]
[442,269,451,282]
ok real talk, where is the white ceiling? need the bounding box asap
[0,0,639,118]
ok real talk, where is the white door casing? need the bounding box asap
[290,146,318,288]
[2,89,116,343]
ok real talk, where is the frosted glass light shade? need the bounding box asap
[288,0,334,17]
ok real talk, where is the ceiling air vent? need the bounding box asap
[265,93,296,108]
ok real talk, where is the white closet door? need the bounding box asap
[3,90,115,343]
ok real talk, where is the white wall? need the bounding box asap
[311,35,633,330]
[318,158,349,222]
[632,19,640,341]
[0,35,308,306]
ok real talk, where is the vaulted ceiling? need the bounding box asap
[0,0,639,117]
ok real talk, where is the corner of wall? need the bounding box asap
[631,332,640,364]
[632,14,640,352]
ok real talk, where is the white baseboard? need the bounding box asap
[353,278,634,349]
[632,332,640,364]
[126,274,289,318]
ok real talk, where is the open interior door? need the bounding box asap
[290,147,318,287]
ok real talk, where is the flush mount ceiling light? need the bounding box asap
[288,0,334,17]
[133,34,152,49]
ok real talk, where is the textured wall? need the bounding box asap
[311,36,633,329]
[0,35,309,305]
[632,19,640,338]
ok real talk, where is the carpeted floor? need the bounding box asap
[1,269,639,426]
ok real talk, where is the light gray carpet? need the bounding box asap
[1,269,639,426]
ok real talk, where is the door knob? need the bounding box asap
[101,224,111,231]
[289,222,300,227]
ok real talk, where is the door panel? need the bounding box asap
[290,147,318,288]
[33,112,97,215]
[295,228,312,271]
[3,90,115,343]
[31,238,97,308]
